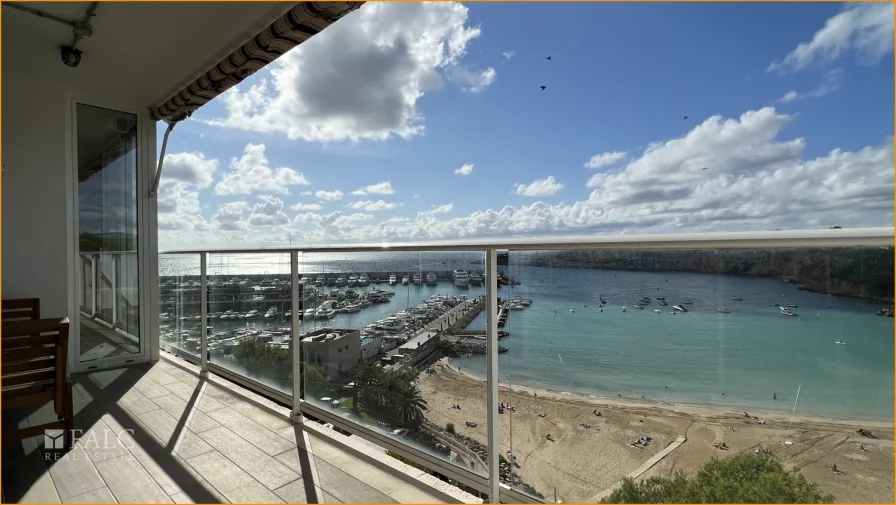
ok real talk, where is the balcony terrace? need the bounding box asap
[9,229,893,503]
[2,1,893,503]
[2,357,479,504]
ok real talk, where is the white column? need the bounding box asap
[290,251,303,423]
[485,249,500,503]
[199,253,208,378]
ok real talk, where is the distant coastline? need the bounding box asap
[520,247,894,303]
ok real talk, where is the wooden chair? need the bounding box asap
[1,317,74,450]
[2,298,41,321]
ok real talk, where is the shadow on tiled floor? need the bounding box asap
[2,360,457,504]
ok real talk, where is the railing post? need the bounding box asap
[199,253,208,378]
[484,249,500,503]
[290,251,303,423]
[111,254,118,326]
[91,254,98,316]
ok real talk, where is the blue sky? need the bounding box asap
[157,2,894,249]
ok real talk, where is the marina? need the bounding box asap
[158,261,894,421]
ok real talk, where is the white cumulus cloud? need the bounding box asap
[203,3,495,142]
[215,144,310,195]
[768,3,894,74]
[352,181,394,195]
[291,202,322,211]
[160,107,893,249]
[454,163,474,176]
[516,176,564,197]
[315,190,344,201]
[584,151,628,169]
[350,200,398,211]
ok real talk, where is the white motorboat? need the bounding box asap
[468,271,483,286]
[358,274,370,287]
[389,273,397,285]
[425,272,437,285]
[264,307,278,319]
[672,305,688,313]
[453,269,470,288]
[717,307,730,314]
[780,306,797,317]
[401,275,409,285]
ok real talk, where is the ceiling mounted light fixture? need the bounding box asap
[60,46,82,67]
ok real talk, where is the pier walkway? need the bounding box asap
[585,435,687,503]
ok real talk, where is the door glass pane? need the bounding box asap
[76,104,140,363]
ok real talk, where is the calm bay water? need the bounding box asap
[160,252,895,420]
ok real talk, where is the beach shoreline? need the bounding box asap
[447,359,894,427]
[418,358,894,503]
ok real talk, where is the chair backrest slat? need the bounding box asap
[2,358,55,375]
[1,298,41,321]
[3,369,56,387]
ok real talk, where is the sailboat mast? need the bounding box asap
[788,383,802,431]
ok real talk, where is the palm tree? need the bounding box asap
[388,381,428,429]
[354,359,382,414]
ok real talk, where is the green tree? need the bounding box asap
[232,338,292,382]
[387,380,428,428]
[601,452,834,504]
[303,362,329,399]
[352,359,428,429]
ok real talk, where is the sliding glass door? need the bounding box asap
[75,103,143,367]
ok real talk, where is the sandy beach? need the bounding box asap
[417,359,894,503]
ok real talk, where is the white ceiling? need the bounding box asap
[2,2,295,110]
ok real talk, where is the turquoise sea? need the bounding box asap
[159,252,895,421]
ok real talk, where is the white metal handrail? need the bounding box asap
[161,227,894,255]
[156,227,894,503]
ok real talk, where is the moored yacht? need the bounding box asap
[401,275,409,285]
[358,274,370,286]
[264,307,278,319]
[348,274,359,287]
[425,272,437,285]
[453,269,470,288]
[412,272,423,285]
[335,276,347,287]
[389,273,397,285]
[468,271,482,286]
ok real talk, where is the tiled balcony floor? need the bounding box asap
[2,359,477,504]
